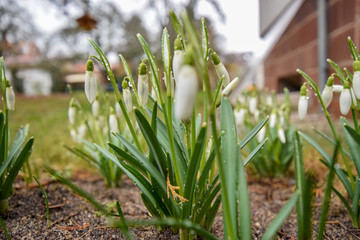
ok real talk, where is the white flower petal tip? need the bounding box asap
[298,95,308,120]
[222,77,239,97]
[92,100,100,117]
[115,102,122,119]
[85,71,97,104]
[257,127,266,142]
[234,108,246,127]
[278,128,286,144]
[123,88,133,112]
[175,65,198,121]
[68,107,76,125]
[6,87,15,111]
[172,50,184,83]
[340,88,351,115]
[109,114,119,133]
[269,112,277,128]
[249,97,257,114]
[321,85,333,108]
[138,74,149,106]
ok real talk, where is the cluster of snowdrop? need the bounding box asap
[298,59,360,118]
[234,87,291,144]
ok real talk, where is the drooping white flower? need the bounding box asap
[266,94,272,106]
[254,109,260,121]
[234,108,246,127]
[277,127,286,144]
[249,96,257,115]
[109,108,119,133]
[222,77,239,97]
[321,75,334,108]
[70,129,78,142]
[137,62,149,106]
[211,51,230,87]
[68,99,76,125]
[175,65,198,121]
[5,84,15,111]
[115,102,122,119]
[351,88,357,107]
[77,123,87,139]
[257,126,266,142]
[269,111,277,128]
[172,37,184,83]
[352,60,360,99]
[298,84,308,120]
[92,98,100,117]
[122,80,133,112]
[85,60,97,104]
[340,81,351,115]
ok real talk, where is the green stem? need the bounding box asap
[185,122,191,157]
[191,112,196,151]
[351,107,359,132]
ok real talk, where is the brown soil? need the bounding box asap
[1,171,359,240]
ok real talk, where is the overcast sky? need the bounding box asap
[19,0,261,54]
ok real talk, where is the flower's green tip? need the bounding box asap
[122,79,129,89]
[211,51,220,65]
[184,45,194,66]
[326,74,335,86]
[138,62,147,75]
[353,60,360,72]
[5,80,10,88]
[174,36,183,51]
[86,59,94,71]
[343,79,350,89]
[300,83,307,96]
[109,106,115,114]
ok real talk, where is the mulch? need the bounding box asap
[0,171,359,239]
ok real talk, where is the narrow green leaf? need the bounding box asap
[140,193,160,218]
[201,18,209,61]
[119,54,140,106]
[352,178,360,222]
[332,186,354,221]
[262,191,299,240]
[244,138,268,167]
[294,131,305,239]
[205,195,221,230]
[220,97,238,239]
[299,131,332,165]
[212,76,223,110]
[34,176,50,227]
[162,28,171,88]
[169,10,185,48]
[0,215,10,240]
[239,117,268,149]
[348,37,360,60]
[327,59,346,83]
[1,138,33,200]
[341,118,360,175]
[183,125,207,219]
[297,69,319,92]
[8,125,28,162]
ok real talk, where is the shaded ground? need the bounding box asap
[1,172,359,239]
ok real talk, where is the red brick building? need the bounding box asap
[263,0,360,113]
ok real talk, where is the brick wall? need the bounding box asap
[264,0,360,114]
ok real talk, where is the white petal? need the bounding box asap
[85,71,97,103]
[123,89,133,112]
[257,127,266,142]
[340,89,351,115]
[6,87,15,111]
[77,124,87,139]
[109,114,119,132]
[298,96,308,120]
[138,74,149,106]
[353,71,360,99]
[269,113,277,128]
[92,100,100,117]
[332,85,343,93]
[68,107,76,125]
[172,50,184,83]
[222,77,239,96]
[249,97,257,114]
[321,85,333,108]
[234,108,246,127]
[115,102,122,119]
[278,128,286,144]
[175,65,198,121]
[215,63,230,87]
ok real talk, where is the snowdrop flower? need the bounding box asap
[92,97,100,117]
[298,83,308,120]
[249,93,257,114]
[70,129,78,142]
[115,102,122,119]
[122,80,133,112]
[68,99,76,125]
[137,62,149,106]
[109,108,119,133]
[253,109,260,121]
[277,126,286,144]
[85,59,97,104]
[5,81,15,111]
[352,60,360,99]
[351,88,357,108]
[234,108,246,127]
[211,51,230,87]
[222,77,239,97]
[77,123,87,139]
[269,110,277,128]
[266,93,272,106]
[340,80,351,115]
[257,126,266,142]
[172,36,184,83]
[175,49,198,121]
[333,84,343,93]
[321,75,334,108]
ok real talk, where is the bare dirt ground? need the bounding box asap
[0,170,359,240]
